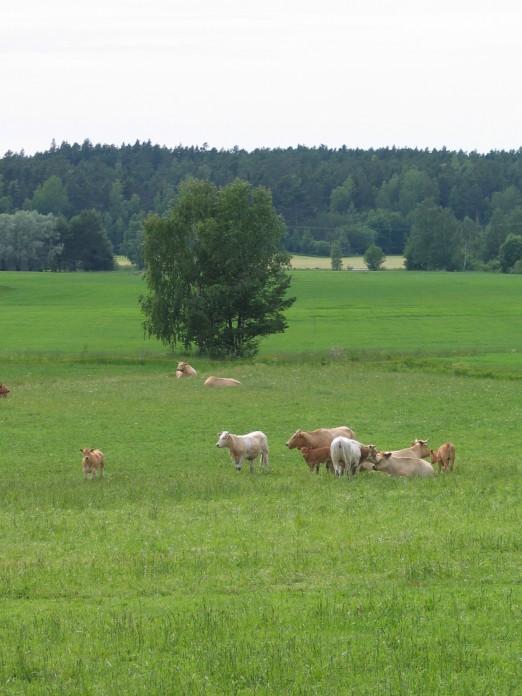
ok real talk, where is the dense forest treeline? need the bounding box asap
[1,140,522,271]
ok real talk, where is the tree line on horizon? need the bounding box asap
[1,140,522,272]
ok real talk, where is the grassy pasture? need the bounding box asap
[0,270,521,694]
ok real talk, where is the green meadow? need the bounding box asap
[1,270,521,694]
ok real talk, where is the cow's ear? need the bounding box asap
[384,452,392,459]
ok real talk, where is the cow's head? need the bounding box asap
[365,444,379,464]
[216,431,231,448]
[372,451,392,470]
[286,430,303,449]
[411,438,430,457]
[177,361,187,373]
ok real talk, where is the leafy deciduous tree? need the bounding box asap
[141,178,295,357]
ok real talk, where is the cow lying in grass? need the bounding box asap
[204,376,241,387]
[430,442,456,472]
[372,451,434,477]
[80,448,105,480]
[330,437,378,477]
[390,439,431,459]
[176,361,197,378]
[216,431,269,472]
[286,426,355,450]
[298,446,334,474]
[0,384,10,398]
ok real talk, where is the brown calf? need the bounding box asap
[0,384,10,398]
[80,448,105,480]
[430,442,456,472]
[298,446,334,474]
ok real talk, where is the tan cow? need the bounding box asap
[216,430,268,472]
[373,451,434,478]
[0,384,10,398]
[204,376,241,387]
[176,361,197,378]
[298,446,334,474]
[80,448,105,480]
[286,426,355,450]
[387,438,431,459]
[430,442,456,472]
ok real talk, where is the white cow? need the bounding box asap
[216,430,269,472]
[329,437,378,477]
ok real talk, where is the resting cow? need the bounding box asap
[373,451,434,477]
[176,361,197,378]
[216,430,269,472]
[330,437,378,477]
[204,376,241,387]
[0,384,10,398]
[388,439,431,459]
[298,446,334,474]
[430,442,456,472]
[286,426,355,450]
[80,448,105,480]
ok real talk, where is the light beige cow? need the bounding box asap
[430,442,456,472]
[80,448,105,480]
[216,430,268,472]
[286,426,355,450]
[388,438,431,459]
[204,376,241,387]
[373,451,434,478]
[176,361,197,378]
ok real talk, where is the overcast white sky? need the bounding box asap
[2,0,522,155]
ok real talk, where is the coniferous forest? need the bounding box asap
[2,140,522,272]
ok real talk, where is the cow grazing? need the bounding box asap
[387,438,431,459]
[176,361,197,378]
[330,437,378,477]
[80,448,105,480]
[0,384,10,398]
[373,451,434,478]
[204,376,241,387]
[216,431,269,472]
[298,446,334,474]
[430,442,456,472]
[286,426,356,450]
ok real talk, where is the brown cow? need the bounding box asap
[0,384,10,398]
[373,451,434,478]
[286,426,355,450]
[176,361,197,378]
[80,448,105,480]
[430,442,456,472]
[204,376,241,387]
[298,446,334,474]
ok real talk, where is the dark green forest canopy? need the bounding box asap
[2,141,522,269]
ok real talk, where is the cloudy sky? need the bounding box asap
[2,0,521,155]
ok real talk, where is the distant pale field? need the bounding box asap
[0,269,521,693]
[291,254,405,269]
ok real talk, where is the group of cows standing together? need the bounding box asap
[177,361,457,479]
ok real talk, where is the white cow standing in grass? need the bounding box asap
[330,437,378,477]
[216,431,269,472]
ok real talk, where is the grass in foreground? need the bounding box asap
[0,358,521,694]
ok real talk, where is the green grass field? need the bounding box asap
[1,270,521,694]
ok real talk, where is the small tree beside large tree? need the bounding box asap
[140,178,295,357]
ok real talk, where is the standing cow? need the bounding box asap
[430,442,456,472]
[329,437,378,477]
[80,448,105,480]
[216,431,269,472]
[286,426,355,450]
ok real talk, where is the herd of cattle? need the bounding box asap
[216,425,456,477]
[1,363,457,480]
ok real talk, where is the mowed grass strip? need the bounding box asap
[0,354,521,693]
